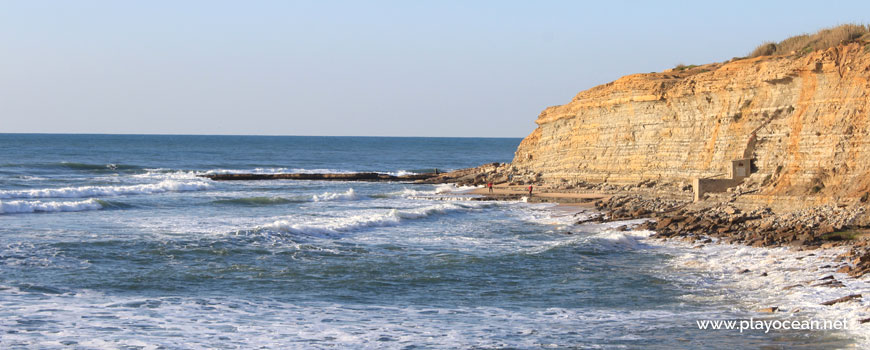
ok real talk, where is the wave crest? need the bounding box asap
[0,180,213,199]
[0,199,103,214]
[311,189,358,202]
[257,202,487,236]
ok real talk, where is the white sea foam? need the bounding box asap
[539,203,868,344]
[202,167,292,175]
[517,203,582,226]
[0,289,699,350]
[383,170,419,176]
[0,180,212,199]
[393,188,430,197]
[382,184,480,201]
[434,183,477,194]
[652,238,870,346]
[567,220,655,250]
[259,202,486,236]
[312,188,358,202]
[133,169,200,180]
[0,199,103,214]
[17,175,49,181]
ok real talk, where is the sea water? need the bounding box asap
[0,134,863,349]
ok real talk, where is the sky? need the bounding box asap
[2,1,870,138]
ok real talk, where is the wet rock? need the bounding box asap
[820,294,862,306]
[655,217,676,230]
[812,279,845,288]
[756,307,779,313]
[202,172,437,182]
[576,214,604,224]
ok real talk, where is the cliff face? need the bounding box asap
[512,42,870,200]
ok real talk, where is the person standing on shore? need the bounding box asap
[487,181,493,193]
[528,184,533,196]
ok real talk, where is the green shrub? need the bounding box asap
[674,63,698,71]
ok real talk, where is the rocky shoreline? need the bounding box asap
[589,194,870,280]
[418,162,870,323]
[427,163,870,280]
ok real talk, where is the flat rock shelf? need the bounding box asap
[199,172,439,182]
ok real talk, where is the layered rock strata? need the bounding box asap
[512,43,870,203]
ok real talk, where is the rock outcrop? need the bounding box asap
[201,172,437,182]
[511,42,870,204]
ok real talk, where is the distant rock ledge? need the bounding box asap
[199,172,438,182]
[198,163,506,183]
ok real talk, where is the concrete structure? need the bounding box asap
[731,159,751,179]
[693,158,752,202]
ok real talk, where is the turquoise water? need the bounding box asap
[0,134,854,349]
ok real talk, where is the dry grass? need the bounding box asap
[673,63,698,71]
[749,24,869,58]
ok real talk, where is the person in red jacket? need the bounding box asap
[528,185,533,196]
[487,182,493,193]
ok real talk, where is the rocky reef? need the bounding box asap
[201,172,437,182]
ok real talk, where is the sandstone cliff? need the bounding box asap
[512,42,870,203]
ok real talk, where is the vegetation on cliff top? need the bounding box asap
[749,24,869,58]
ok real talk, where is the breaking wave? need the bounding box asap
[212,189,361,207]
[255,202,489,236]
[0,199,103,214]
[311,188,358,202]
[0,180,213,199]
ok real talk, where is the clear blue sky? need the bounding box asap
[2,1,869,137]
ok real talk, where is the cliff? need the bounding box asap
[512,42,870,204]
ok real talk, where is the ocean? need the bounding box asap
[0,134,863,349]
